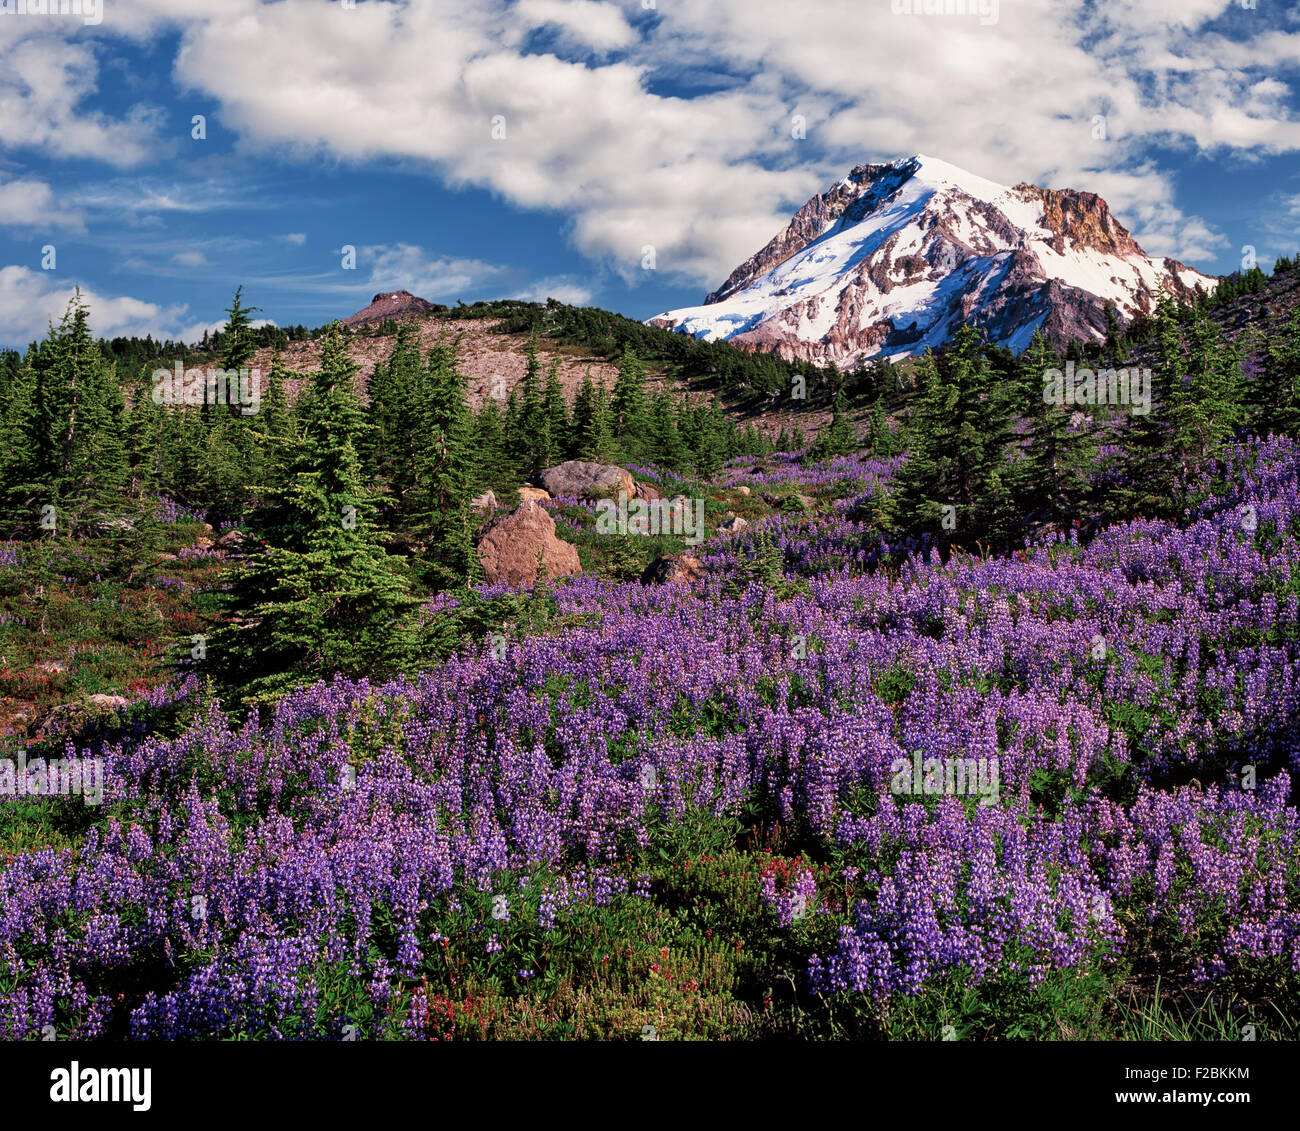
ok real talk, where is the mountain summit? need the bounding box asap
[648,154,1216,366]
[344,289,440,327]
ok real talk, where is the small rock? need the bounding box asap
[37,703,82,737]
[635,482,662,502]
[717,516,749,534]
[215,529,246,550]
[641,553,706,585]
[517,487,551,504]
[470,490,497,512]
[88,694,130,712]
[735,486,751,497]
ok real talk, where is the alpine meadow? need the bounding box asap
[0,0,1297,1101]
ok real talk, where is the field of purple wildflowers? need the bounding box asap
[2,438,1299,1040]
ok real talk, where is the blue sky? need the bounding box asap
[2,0,1300,350]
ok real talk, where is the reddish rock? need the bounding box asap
[517,486,551,503]
[475,501,581,587]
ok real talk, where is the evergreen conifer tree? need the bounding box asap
[1014,330,1095,525]
[410,341,478,587]
[887,325,1016,547]
[572,372,616,463]
[648,387,687,470]
[543,361,568,460]
[207,322,420,704]
[1117,293,1179,517]
[611,347,650,462]
[1175,309,1241,473]
[1251,307,1300,439]
[815,387,858,457]
[517,342,552,476]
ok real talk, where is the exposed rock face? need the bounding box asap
[635,482,662,501]
[649,154,1217,365]
[640,553,706,585]
[517,487,551,504]
[344,290,440,328]
[539,461,635,500]
[474,500,581,587]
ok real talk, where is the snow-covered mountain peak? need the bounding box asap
[650,155,1215,367]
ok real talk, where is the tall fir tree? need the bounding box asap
[572,372,616,463]
[503,385,524,481]
[219,286,260,374]
[692,400,728,480]
[865,399,898,458]
[611,347,650,462]
[1014,330,1095,525]
[250,351,295,496]
[517,342,552,477]
[363,321,423,495]
[647,387,687,470]
[125,361,164,499]
[1174,309,1241,476]
[473,393,510,490]
[542,361,568,461]
[1250,307,1300,439]
[410,341,478,587]
[207,322,420,705]
[1,293,129,533]
[887,325,1016,547]
[1116,292,1180,518]
[815,387,858,457]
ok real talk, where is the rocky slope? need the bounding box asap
[649,154,1217,367]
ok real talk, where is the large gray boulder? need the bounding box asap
[539,461,635,500]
